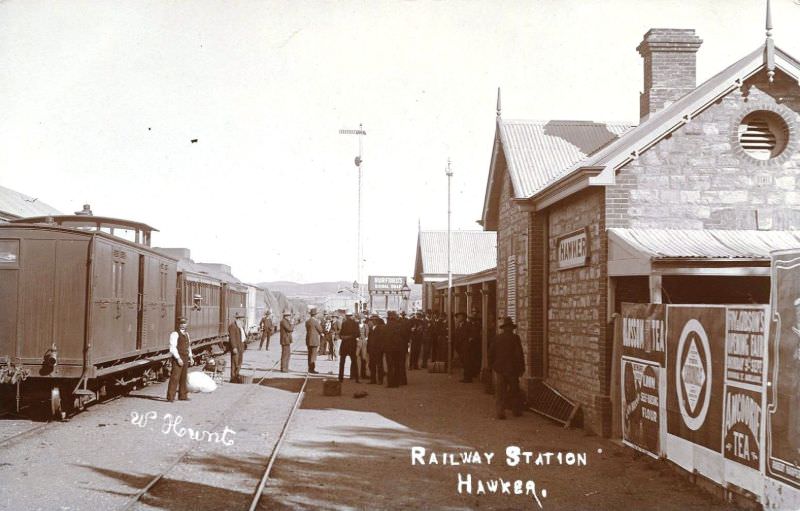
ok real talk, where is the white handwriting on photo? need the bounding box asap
[411,446,594,509]
[130,410,236,446]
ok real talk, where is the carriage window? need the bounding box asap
[112,261,124,298]
[0,240,19,267]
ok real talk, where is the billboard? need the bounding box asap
[622,357,662,457]
[666,305,725,453]
[766,250,800,491]
[620,303,667,457]
[368,275,406,294]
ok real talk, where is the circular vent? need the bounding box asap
[738,111,789,160]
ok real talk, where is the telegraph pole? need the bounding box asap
[446,158,453,373]
[339,124,367,306]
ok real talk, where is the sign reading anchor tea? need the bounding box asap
[676,318,712,431]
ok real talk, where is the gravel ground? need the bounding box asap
[259,351,739,511]
[1,323,741,511]
[0,328,309,511]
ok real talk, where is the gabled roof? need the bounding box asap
[414,230,497,283]
[481,120,632,229]
[0,185,61,220]
[528,44,800,208]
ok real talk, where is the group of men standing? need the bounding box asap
[166,307,525,420]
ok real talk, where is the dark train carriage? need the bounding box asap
[222,281,248,332]
[176,268,223,342]
[0,217,177,416]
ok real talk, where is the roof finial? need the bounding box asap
[496,87,502,118]
[765,0,775,82]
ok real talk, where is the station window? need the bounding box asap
[0,240,19,267]
[738,111,789,160]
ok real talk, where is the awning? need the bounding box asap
[608,228,800,276]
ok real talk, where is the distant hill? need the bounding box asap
[258,281,355,298]
[259,280,421,301]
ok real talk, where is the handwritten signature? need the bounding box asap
[130,410,237,446]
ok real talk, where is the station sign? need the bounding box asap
[557,228,589,270]
[368,275,406,294]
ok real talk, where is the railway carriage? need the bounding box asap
[0,216,178,417]
[1,215,287,418]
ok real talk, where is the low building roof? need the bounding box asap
[608,228,800,276]
[414,230,497,283]
[0,185,61,220]
[610,228,800,259]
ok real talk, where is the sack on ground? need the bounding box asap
[187,370,218,393]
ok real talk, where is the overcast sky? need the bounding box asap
[2,0,799,284]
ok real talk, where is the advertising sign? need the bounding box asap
[667,306,725,452]
[621,303,666,365]
[556,228,588,270]
[725,307,766,386]
[368,275,406,294]
[723,386,763,470]
[767,250,800,490]
[622,357,662,457]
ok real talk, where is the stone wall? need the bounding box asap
[547,187,609,434]
[495,153,533,379]
[609,71,800,230]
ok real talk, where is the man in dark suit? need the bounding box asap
[367,314,386,384]
[279,310,294,372]
[305,308,323,374]
[259,312,274,350]
[228,313,246,383]
[489,316,525,419]
[385,311,406,388]
[166,317,193,401]
[338,312,361,383]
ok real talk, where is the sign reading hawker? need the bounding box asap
[557,228,589,270]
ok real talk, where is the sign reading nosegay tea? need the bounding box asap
[557,228,589,270]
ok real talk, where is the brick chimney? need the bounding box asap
[637,29,703,119]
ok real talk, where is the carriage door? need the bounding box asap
[136,254,145,350]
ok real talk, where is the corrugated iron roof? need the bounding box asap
[0,185,61,220]
[609,228,800,259]
[417,230,497,276]
[499,120,632,198]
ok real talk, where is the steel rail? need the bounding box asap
[119,357,281,511]
[247,371,309,511]
[0,391,126,448]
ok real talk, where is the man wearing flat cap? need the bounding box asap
[167,317,193,401]
[228,313,246,383]
[489,317,525,419]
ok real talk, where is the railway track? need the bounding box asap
[0,384,135,448]
[119,352,310,511]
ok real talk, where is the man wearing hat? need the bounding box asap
[279,310,294,372]
[367,313,386,384]
[228,313,246,383]
[489,317,525,419]
[305,308,323,374]
[338,311,361,383]
[259,311,274,351]
[166,317,193,401]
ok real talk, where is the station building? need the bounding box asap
[480,28,800,434]
[0,185,61,221]
[413,229,497,313]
